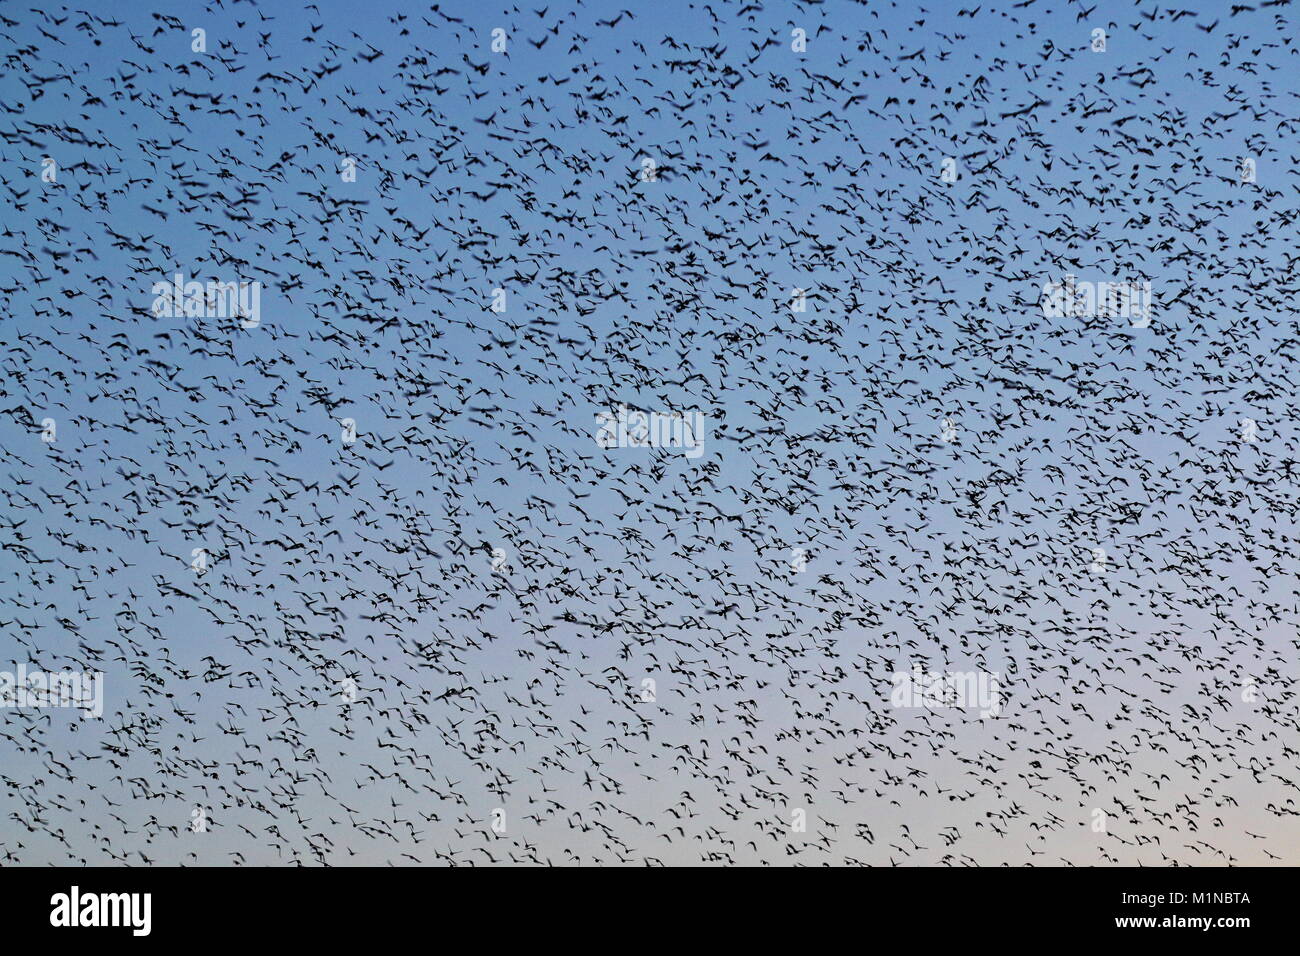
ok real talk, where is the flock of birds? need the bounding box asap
[2,0,1299,866]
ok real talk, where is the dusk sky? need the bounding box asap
[1,0,1298,865]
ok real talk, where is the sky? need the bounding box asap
[1,0,1298,865]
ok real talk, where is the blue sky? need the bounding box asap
[1,0,1298,865]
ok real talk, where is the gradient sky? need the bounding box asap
[1,0,1299,865]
